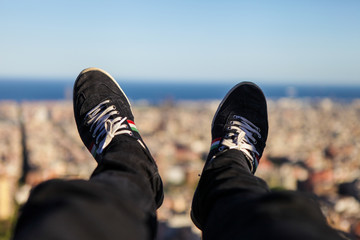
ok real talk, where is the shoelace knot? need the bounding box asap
[84,100,132,154]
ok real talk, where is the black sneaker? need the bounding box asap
[73,67,149,163]
[207,82,268,174]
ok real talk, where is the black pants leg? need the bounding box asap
[13,136,163,240]
[192,149,344,240]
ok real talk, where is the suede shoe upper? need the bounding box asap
[207,82,268,173]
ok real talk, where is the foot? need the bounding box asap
[73,67,148,162]
[207,82,268,173]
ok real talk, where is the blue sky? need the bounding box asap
[1,0,359,84]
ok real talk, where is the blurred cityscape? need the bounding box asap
[0,98,360,239]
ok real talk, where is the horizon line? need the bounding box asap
[0,77,360,87]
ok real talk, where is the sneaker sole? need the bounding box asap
[211,81,266,128]
[74,67,132,109]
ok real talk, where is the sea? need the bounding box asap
[0,80,359,104]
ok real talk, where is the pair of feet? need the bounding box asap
[73,67,268,216]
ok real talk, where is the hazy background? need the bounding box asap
[1,1,360,239]
[1,0,359,85]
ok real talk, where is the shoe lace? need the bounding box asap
[84,100,132,154]
[220,115,261,162]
